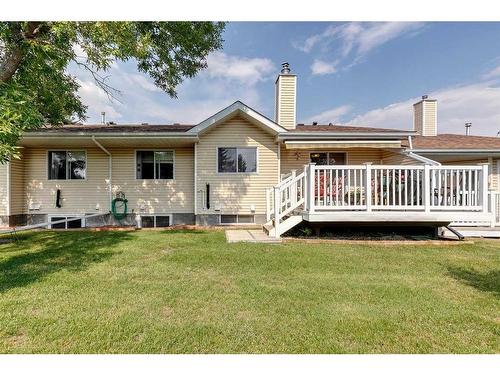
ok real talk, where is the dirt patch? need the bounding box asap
[283,237,474,246]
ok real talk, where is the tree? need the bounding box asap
[0,21,226,162]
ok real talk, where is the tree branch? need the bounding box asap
[0,22,42,83]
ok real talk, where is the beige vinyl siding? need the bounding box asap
[280,147,384,174]
[111,147,193,214]
[493,158,499,190]
[0,163,8,216]
[23,147,194,215]
[413,100,437,136]
[196,116,279,214]
[275,75,296,129]
[9,157,25,214]
[381,151,422,165]
[413,102,423,135]
[24,148,109,215]
[423,101,437,136]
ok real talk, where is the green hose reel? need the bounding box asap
[111,192,128,220]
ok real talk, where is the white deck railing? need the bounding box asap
[309,164,489,213]
[266,163,495,232]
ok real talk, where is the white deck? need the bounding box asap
[266,164,500,238]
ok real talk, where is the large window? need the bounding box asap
[310,152,346,166]
[48,151,86,180]
[136,151,174,179]
[217,147,257,173]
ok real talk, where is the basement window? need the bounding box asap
[141,215,172,228]
[49,215,85,229]
[220,214,255,225]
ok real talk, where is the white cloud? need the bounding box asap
[482,65,500,80]
[348,81,500,136]
[296,22,425,75]
[305,105,352,124]
[76,78,123,121]
[206,52,275,85]
[311,59,337,75]
[70,51,276,125]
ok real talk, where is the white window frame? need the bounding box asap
[135,150,175,180]
[47,150,87,181]
[309,151,348,165]
[219,214,255,225]
[140,214,173,228]
[48,214,86,229]
[216,146,259,174]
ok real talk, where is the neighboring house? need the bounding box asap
[1,63,500,237]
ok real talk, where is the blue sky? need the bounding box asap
[72,22,500,136]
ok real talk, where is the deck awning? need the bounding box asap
[283,140,402,149]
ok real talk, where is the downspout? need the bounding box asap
[92,136,112,212]
[404,151,441,166]
[408,135,413,149]
[194,142,198,219]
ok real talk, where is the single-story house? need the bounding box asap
[1,63,499,237]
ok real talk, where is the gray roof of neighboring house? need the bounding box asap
[29,124,195,133]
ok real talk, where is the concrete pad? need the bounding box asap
[226,229,281,243]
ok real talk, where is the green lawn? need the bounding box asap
[0,229,498,353]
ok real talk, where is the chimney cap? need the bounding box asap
[281,62,291,74]
[422,95,428,100]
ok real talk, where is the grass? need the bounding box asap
[0,229,498,353]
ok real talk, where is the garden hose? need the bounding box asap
[111,194,128,220]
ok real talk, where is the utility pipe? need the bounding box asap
[92,136,112,212]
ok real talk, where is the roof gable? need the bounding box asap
[187,101,287,136]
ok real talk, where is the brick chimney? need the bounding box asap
[413,95,437,136]
[275,62,297,130]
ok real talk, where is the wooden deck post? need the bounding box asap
[364,162,372,212]
[424,164,431,213]
[308,163,316,213]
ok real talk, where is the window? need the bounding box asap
[218,147,257,173]
[49,216,84,229]
[220,214,255,224]
[310,152,346,166]
[141,215,171,228]
[48,151,86,180]
[136,151,174,179]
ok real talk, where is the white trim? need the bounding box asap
[277,142,281,181]
[216,146,259,175]
[497,159,500,191]
[275,78,281,124]
[46,150,87,181]
[140,214,173,228]
[287,140,402,144]
[188,101,287,136]
[6,161,11,217]
[194,142,198,215]
[412,149,500,154]
[134,149,175,181]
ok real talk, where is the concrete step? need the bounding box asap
[441,227,500,238]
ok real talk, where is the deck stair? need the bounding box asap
[265,163,496,239]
